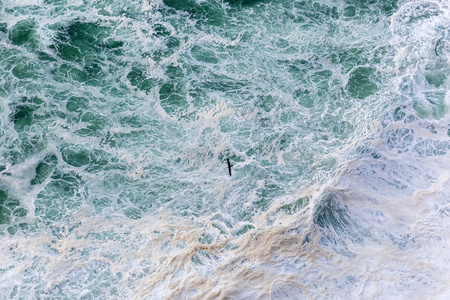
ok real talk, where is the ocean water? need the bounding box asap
[0,0,449,298]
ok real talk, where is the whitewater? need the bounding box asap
[0,0,449,298]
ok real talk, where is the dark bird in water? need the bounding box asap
[227,158,233,176]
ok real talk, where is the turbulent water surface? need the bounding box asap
[0,0,449,298]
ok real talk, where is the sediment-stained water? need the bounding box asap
[0,0,449,298]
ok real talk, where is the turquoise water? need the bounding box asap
[0,0,449,298]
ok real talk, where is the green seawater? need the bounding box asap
[0,0,449,298]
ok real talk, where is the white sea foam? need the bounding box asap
[0,0,449,298]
